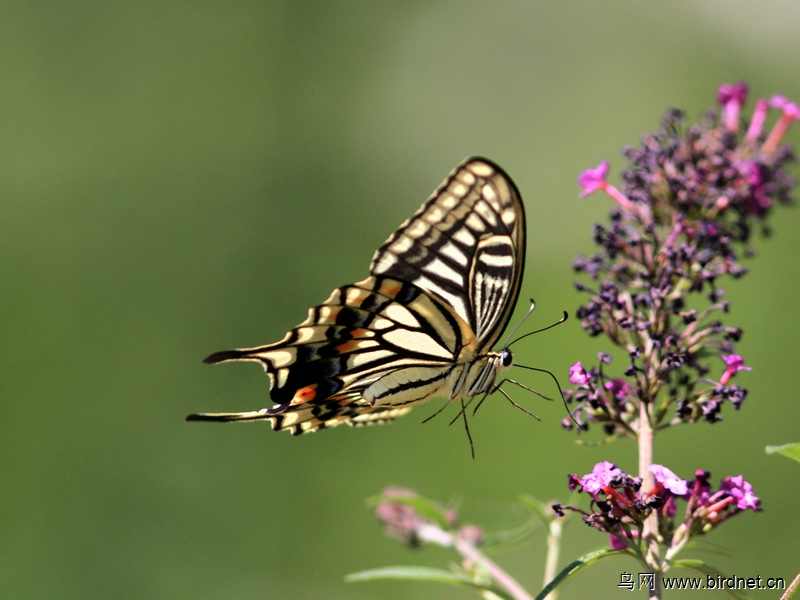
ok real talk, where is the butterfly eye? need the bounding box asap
[501,349,513,367]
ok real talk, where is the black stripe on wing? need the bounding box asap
[188,276,476,432]
[369,157,525,350]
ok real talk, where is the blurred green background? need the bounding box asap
[3,2,799,598]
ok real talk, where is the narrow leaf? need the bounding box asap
[671,560,751,599]
[346,566,514,600]
[766,443,800,464]
[536,548,626,600]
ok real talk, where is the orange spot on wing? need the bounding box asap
[350,328,368,338]
[380,281,402,298]
[291,384,318,405]
[322,306,341,323]
[335,340,360,353]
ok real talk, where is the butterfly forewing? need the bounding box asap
[370,158,525,351]
[188,157,525,434]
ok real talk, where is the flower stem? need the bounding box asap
[453,536,534,600]
[543,515,563,600]
[780,572,800,600]
[638,401,662,599]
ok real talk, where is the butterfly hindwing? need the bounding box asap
[189,276,478,434]
[188,157,525,434]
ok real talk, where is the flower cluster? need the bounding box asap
[554,462,760,559]
[565,83,797,435]
[374,487,480,549]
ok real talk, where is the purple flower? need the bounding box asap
[690,470,712,506]
[578,161,610,197]
[649,464,688,496]
[609,533,627,550]
[720,475,760,510]
[374,488,425,545]
[609,529,638,550]
[769,94,800,117]
[720,354,751,385]
[604,378,631,403]
[717,81,748,132]
[569,83,794,435]
[764,94,800,152]
[569,361,591,385]
[580,461,622,494]
[745,98,769,143]
[578,161,636,212]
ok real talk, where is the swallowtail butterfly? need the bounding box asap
[188,157,526,436]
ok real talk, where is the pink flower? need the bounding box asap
[569,361,591,385]
[577,161,637,212]
[717,82,748,133]
[720,354,751,385]
[580,461,622,494]
[745,99,769,143]
[609,529,638,550]
[578,160,610,197]
[649,464,688,496]
[604,378,631,403]
[720,475,760,511]
[763,94,800,153]
[769,95,800,117]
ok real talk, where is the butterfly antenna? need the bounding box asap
[508,310,569,348]
[501,298,537,348]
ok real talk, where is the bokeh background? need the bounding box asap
[3,2,799,598]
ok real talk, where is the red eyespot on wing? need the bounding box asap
[291,384,318,405]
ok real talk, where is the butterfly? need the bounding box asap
[187,157,527,439]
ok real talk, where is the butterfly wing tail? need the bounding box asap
[185,409,271,422]
[203,348,259,364]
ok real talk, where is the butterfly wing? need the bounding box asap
[187,276,478,434]
[370,157,526,351]
[189,157,525,434]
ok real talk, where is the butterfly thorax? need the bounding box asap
[448,348,512,401]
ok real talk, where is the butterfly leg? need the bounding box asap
[491,380,541,421]
[420,398,455,424]
[505,378,554,402]
[459,397,475,459]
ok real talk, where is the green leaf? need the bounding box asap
[476,495,546,548]
[479,515,540,548]
[345,566,515,600]
[518,495,552,523]
[671,560,751,599]
[536,548,628,600]
[766,443,800,464]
